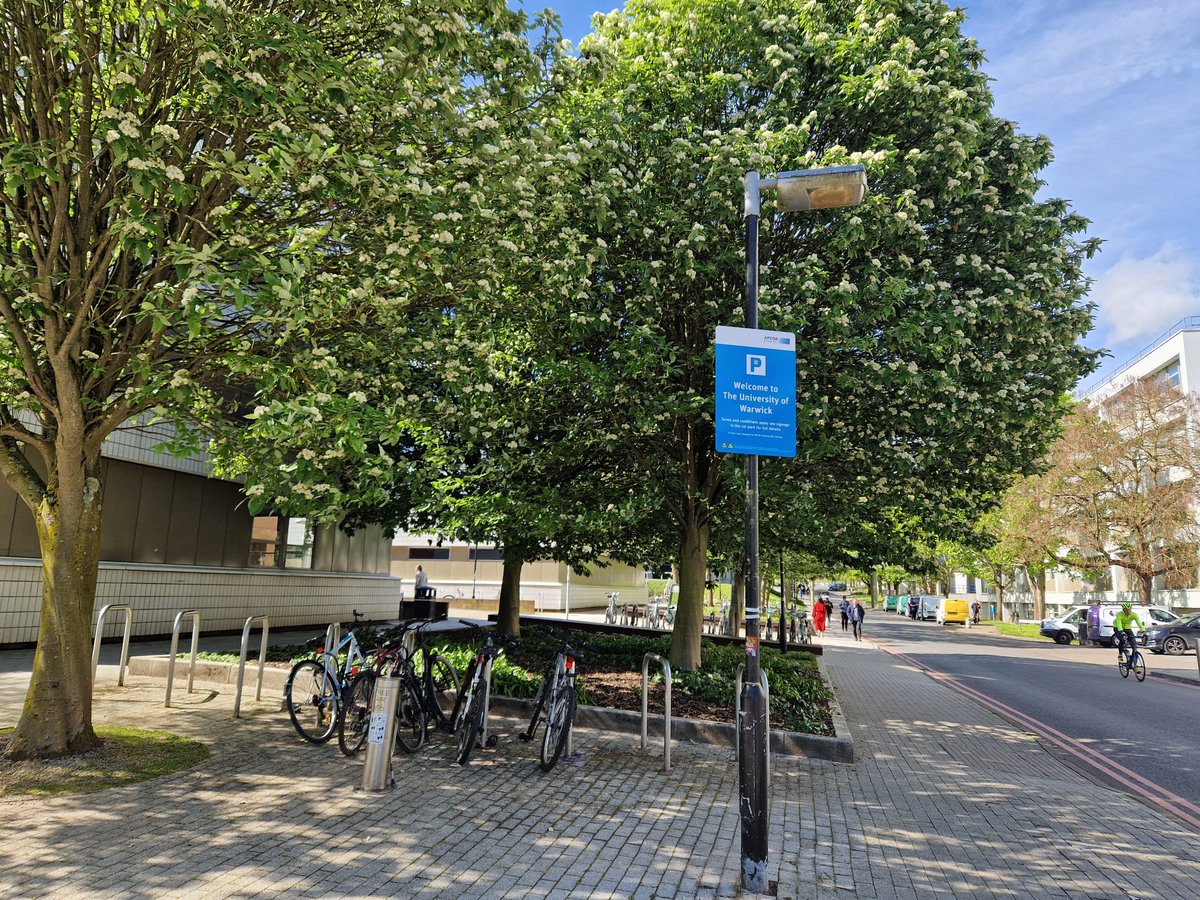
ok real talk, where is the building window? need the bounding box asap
[409,547,450,561]
[283,517,314,569]
[249,516,313,568]
[248,516,281,567]
[1156,358,1181,388]
[469,548,504,561]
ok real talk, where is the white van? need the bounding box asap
[1040,604,1176,646]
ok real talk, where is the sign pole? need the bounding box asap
[739,171,769,893]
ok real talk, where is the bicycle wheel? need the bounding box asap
[540,676,575,772]
[426,653,461,729]
[337,670,376,757]
[455,673,486,765]
[286,659,339,743]
[521,663,554,742]
[1132,652,1147,682]
[1117,652,1130,678]
[394,676,428,754]
[448,657,477,732]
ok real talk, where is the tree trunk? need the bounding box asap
[1137,571,1154,605]
[8,447,104,759]
[869,570,880,608]
[668,509,707,671]
[729,557,744,638]
[1032,569,1046,620]
[496,555,523,637]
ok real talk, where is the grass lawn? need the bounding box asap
[0,726,209,797]
[987,621,1052,641]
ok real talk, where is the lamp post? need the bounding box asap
[739,163,866,893]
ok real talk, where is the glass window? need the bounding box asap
[409,547,450,560]
[469,548,504,561]
[248,517,281,567]
[1157,359,1181,388]
[284,517,314,569]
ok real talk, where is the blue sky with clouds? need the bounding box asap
[523,0,1200,391]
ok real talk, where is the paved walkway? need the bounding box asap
[3,623,1200,898]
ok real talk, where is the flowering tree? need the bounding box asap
[538,0,1098,669]
[0,0,553,758]
[1044,378,1200,604]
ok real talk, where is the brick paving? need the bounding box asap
[3,625,1200,898]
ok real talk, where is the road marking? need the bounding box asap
[873,637,1200,832]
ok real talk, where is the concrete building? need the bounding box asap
[1018,317,1200,617]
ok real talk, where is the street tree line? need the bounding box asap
[1,0,1098,757]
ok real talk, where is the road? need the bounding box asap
[867,611,1200,826]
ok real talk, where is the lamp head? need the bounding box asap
[773,164,867,212]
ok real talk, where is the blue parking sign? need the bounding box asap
[714,326,796,458]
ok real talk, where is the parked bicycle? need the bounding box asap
[1117,637,1147,682]
[603,591,620,625]
[451,620,515,765]
[285,620,370,744]
[336,618,460,757]
[520,625,586,771]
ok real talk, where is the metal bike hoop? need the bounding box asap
[233,615,270,719]
[91,604,133,690]
[641,653,672,771]
[165,610,201,707]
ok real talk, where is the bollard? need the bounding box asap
[361,676,400,791]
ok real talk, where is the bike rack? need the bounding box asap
[91,604,133,689]
[165,610,201,708]
[736,663,771,786]
[641,653,672,771]
[233,615,270,719]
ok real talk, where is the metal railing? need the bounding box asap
[641,653,672,771]
[233,615,270,719]
[736,663,771,787]
[164,610,201,708]
[91,604,133,690]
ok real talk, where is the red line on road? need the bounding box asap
[873,638,1200,832]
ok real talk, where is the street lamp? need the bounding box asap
[739,163,866,893]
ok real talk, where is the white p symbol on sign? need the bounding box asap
[746,355,766,376]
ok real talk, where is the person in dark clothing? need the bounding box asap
[908,595,919,620]
[850,599,866,641]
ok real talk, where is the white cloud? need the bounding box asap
[1091,243,1200,345]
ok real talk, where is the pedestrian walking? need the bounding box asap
[850,598,866,641]
[812,596,827,637]
[839,597,851,631]
[971,601,981,624]
[908,595,919,620]
[822,595,834,625]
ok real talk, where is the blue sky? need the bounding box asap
[524,0,1200,391]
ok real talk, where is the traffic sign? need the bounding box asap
[714,325,796,457]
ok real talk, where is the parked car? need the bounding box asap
[884,595,900,612]
[1040,604,1177,646]
[1143,614,1200,655]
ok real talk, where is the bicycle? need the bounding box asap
[285,621,370,744]
[451,620,514,765]
[1117,637,1147,682]
[603,591,620,625]
[335,627,418,756]
[336,618,460,756]
[520,626,585,771]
